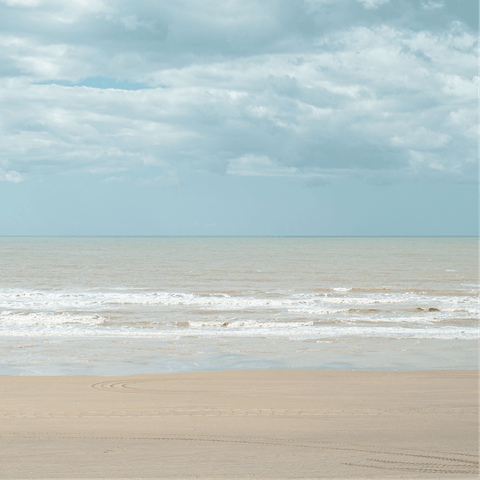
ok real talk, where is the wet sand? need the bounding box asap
[0,370,478,478]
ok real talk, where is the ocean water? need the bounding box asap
[0,237,477,375]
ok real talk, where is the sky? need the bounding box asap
[0,0,477,236]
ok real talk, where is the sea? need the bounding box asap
[0,237,477,375]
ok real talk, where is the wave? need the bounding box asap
[0,289,477,309]
[0,322,476,340]
[0,312,107,326]
[290,307,479,317]
[0,310,477,340]
[1,287,477,340]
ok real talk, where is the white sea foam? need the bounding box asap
[0,322,476,340]
[0,288,477,309]
[0,312,107,326]
[0,285,477,343]
[0,308,477,341]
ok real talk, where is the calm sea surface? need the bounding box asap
[0,237,477,375]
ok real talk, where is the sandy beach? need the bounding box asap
[0,369,478,479]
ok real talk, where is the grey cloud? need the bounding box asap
[0,0,474,83]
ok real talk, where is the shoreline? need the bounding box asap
[2,365,480,376]
[3,336,478,376]
[1,369,478,478]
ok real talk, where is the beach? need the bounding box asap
[1,237,478,477]
[1,0,478,476]
[1,369,478,478]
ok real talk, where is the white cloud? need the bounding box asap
[421,0,444,10]
[0,169,25,183]
[0,0,41,6]
[137,169,182,187]
[227,155,297,177]
[356,0,389,9]
[0,0,476,185]
[102,176,124,183]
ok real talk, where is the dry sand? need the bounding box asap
[0,370,478,479]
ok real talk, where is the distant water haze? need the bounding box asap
[0,237,477,375]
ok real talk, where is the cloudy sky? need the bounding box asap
[0,0,477,235]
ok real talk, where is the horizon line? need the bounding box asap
[0,235,477,239]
